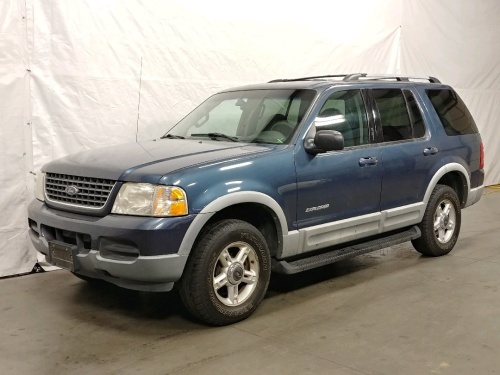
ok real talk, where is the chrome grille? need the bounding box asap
[45,173,116,209]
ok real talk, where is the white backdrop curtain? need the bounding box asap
[0,0,498,276]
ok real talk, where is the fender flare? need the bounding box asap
[177,191,289,256]
[423,162,470,205]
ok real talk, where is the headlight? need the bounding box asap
[35,172,46,201]
[111,183,188,217]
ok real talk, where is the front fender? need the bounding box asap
[177,191,289,256]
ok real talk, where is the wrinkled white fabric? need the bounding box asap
[401,0,500,185]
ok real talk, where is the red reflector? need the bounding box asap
[480,142,484,170]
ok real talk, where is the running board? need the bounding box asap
[272,226,421,274]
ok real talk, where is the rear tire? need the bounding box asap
[179,219,271,326]
[412,184,461,256]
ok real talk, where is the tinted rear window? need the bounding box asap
[372,89,413,142]
[403,90,425,138]
[427,89,478,135]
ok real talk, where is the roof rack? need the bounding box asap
[345,73,441,83]
[268,73,441,84]
[268,74,351,83]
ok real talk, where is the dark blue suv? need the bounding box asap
[28,74,484,325]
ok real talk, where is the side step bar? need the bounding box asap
[272,226,421,274]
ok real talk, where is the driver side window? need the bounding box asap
[317,90,369,147]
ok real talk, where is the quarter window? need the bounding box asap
[426,89,478,135]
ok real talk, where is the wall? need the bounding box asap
[401,0,500,184]
[0,1,37,275]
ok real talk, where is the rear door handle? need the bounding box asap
[359,157,378,166]
[423,147,438,156]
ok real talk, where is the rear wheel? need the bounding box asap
[412,184,461,256]
[179,219,271,325]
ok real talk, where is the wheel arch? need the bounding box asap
[423,163,470,208]
[177,192,288,257]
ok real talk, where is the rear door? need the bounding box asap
[369,87,435,210]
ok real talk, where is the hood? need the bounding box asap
[44,139,273,182]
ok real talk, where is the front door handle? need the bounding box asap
[359,157,378,166]
[423,147,438,156]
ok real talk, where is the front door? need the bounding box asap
[294,89,383,253]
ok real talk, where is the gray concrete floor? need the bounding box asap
[2,188,500,375]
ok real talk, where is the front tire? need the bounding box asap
[412,184,461,256]
[179,219,271,326]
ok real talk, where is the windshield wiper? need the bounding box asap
[190,133,238,142]
[160,134,185,139]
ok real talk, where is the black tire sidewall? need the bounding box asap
[416,185,461,256]
[181,219,271,325]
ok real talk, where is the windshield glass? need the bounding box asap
[166,89,316,144]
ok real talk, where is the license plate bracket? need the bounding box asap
[48,241,80,272]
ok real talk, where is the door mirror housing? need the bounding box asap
[305,130,344,154]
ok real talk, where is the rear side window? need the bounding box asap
[427,89,478,135]
[372,89,413,142]
[403,90,425,138]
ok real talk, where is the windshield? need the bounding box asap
[166,89,316,144]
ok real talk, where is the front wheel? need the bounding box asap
[412,184,461,256]
[179,219,271,325]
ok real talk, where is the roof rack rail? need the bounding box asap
[343,73,441,83]
[269,74,441,84]
[268,74,353,83]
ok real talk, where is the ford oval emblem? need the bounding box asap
[65,185,79,196]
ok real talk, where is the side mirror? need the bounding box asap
[305,130,344,154]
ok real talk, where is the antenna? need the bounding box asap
[135,57,143,142]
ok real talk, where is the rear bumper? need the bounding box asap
[28,199,194,291]
[465,186,483,208]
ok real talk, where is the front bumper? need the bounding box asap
[28,199,195,291]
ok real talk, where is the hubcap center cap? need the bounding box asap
[227,263,244,285]
[440,214,449,228]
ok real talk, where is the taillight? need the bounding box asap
[479,142,484,170]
